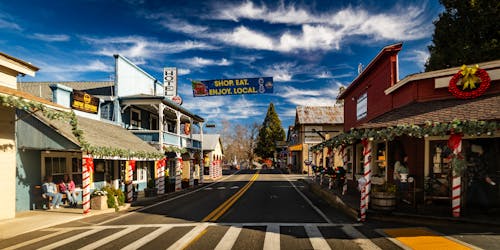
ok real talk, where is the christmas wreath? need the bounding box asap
[448,64,491,99]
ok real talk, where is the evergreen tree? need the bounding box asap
[425,0,500,71]
[254,103,286,159]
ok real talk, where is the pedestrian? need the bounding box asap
[59,174,78,208]
[467,144,496,212]
[393,154,409,202]
[42,175,62,209]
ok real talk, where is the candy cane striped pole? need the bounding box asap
[82,157,91,214]
[360,139,372,222]
[157,159,165,195]
[176,153,182,191]
[451,138,462,217]
[126,161,133,203]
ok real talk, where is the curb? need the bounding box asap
[303,179,500,227]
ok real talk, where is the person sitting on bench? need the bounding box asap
[59,174,78,208]
[42,175,62,209]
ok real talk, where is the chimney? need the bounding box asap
[49,83,73,108]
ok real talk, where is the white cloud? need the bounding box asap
[177,68,191,75]
[262,63,294,82]
[31,33,70,42]
[202,2,434,52]
[178,57,232,68]
[0,13,22,31]
[81,35,216,63]
[276,84,340,107]
[39,60,113,73]
[402,49,429,69]
[218,26,274,50]
[145,13,209,35]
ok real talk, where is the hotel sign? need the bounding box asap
[71,90,99,114]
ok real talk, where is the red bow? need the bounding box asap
[129,160,136,171]
[84,157,94,172]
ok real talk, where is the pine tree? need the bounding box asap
[254,103,286,160]
[425,0,500,71]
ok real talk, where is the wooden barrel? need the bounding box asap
[371,192,396,211]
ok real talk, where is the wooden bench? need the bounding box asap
[35,185,67,208]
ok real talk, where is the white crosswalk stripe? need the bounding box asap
[263,224,280,250]
[214,226,242,250]
[305,225,331,250]
[3,222,429,250]
[121,226,172,250]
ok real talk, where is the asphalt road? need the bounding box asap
[2,169,499,249]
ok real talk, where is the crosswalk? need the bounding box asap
[0,223,477,250]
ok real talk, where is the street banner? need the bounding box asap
[192,77,273,97]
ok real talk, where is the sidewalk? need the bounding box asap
[303,177,500,227]
[0,180,214,241]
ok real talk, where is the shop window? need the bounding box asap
[131,108,141,128]
[345,146,354,180]
[356,144,364,175]
[45,157,67,183]
[374,142,387,177]
[132,161,147,183]
[71,157,82,186]
[150,115,159,130]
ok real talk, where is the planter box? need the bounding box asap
[371,192,396,211]
[90,196,108,210]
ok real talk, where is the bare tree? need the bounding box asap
[217,120,259,169]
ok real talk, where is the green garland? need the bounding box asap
[1,95,164,160]
[163,145,188,154]
[311,119,498,151]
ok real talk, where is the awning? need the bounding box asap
[288,144,303,151]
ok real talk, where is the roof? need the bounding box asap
[0,52,39,76]
[120,94,205,122]
[385,59,500,95]
[359,94,500,129]
[338,43,403,99]
[296,106,343,125]
[0,85,68,111]
[18,81,114,100]
[33,113,159,155]
[192,134,222,151]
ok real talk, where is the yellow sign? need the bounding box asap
[71,90,99,114]
[289,144,303,151]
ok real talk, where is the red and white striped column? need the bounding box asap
[360,139,372,222]
[176,153,182,191]
[126,160,135,203]
[156,158,165,195]
[82,156,93,214]
[448,133,463,217]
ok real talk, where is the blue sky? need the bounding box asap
[0,0,443,130]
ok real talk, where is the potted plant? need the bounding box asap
[371,183,397,211]
[144,179,158,197]
[90,190,108,210]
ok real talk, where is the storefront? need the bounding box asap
[312,43,499,219]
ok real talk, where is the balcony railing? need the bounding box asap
[131,130,201,149]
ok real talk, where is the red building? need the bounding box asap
[314,43,500,218]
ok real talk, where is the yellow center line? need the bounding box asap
[202,171,260,222]
[383,228,472,250]
[182,228,208,250]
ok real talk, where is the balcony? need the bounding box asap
[131,130,201,150]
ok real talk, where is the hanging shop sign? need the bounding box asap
[192,77,273,97]
[71,90,99,114]
[164,67,177,98]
